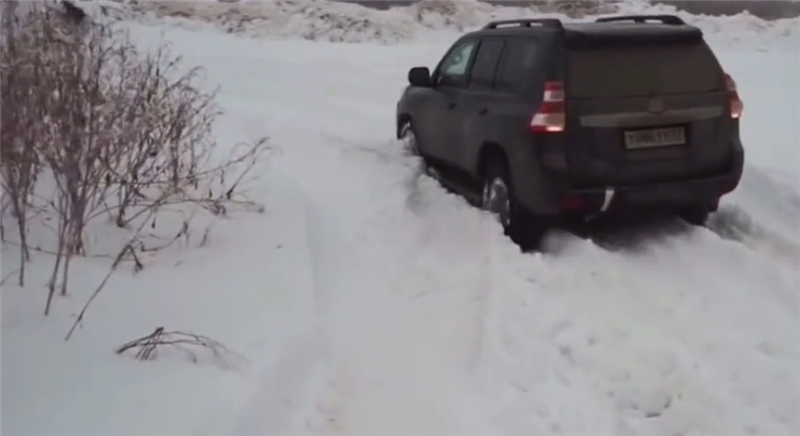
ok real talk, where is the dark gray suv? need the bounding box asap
[396,15,745,249]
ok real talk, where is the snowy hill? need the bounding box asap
[2,1,799,435]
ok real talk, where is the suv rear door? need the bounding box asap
[564,37,732,189]
[453,37,506,171]
[420,39,479,163]
[459,36,552,174]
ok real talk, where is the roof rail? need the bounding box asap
[595,14,686,25]
[483,18,564,30]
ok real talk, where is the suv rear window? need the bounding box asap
[567,42,724,98]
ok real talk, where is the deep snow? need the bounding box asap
[2,2,800,435]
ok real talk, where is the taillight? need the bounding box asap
[725,73,743,119]
[530,81,565,133]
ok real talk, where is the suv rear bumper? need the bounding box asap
[574,163,741,216]
[518,144,744,217]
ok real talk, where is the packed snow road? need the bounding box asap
[3,18,797,436]
[137,26,799,435]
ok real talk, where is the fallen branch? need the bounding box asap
[116,326,242,369]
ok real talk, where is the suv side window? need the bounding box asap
[494,38,541,95]
[467,38,506,92]
[436,40,478,88]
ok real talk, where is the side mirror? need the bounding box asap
[408,67,432,87]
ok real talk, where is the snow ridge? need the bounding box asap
[77,0,800,47]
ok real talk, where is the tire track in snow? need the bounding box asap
[274,135,501,434]
[292,187,361,436]
[384,148,495,373]
[208,174,331,436]
[311,134,501,376]
[221,327,330,436]
[229,170,371,436]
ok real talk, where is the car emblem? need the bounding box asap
[647,98,666,114]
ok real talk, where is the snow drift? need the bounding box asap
[78,0,800,47]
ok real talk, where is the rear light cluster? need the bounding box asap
[725,73,744,119]
[530,75,744,131]
[530,81,565,133]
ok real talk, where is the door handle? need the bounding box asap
[478,108,488,115]
[447,101,456,110]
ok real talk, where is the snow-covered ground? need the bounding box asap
[3,2,800,435]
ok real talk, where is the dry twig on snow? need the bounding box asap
[116,327,242,369]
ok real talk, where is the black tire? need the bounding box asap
[482,158,548,251]
[680,205,711,226]
[399,121,421,158]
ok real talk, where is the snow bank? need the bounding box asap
[75,0,800,48]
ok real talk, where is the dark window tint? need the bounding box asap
[437,40,478,88]
[494,38,541,94]
[467,39,505,91]
[567,42,723,98]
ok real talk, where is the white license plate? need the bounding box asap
[624,126,686,149]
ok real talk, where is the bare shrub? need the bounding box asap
[1,1,45,287]
[0,2,270,318]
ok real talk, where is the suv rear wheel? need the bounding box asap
[482,158,548,250]
[680,204,712,226]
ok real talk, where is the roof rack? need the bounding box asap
[595,14,686,25]
[483,18,564,30]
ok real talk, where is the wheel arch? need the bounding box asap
[477,141,509,178]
